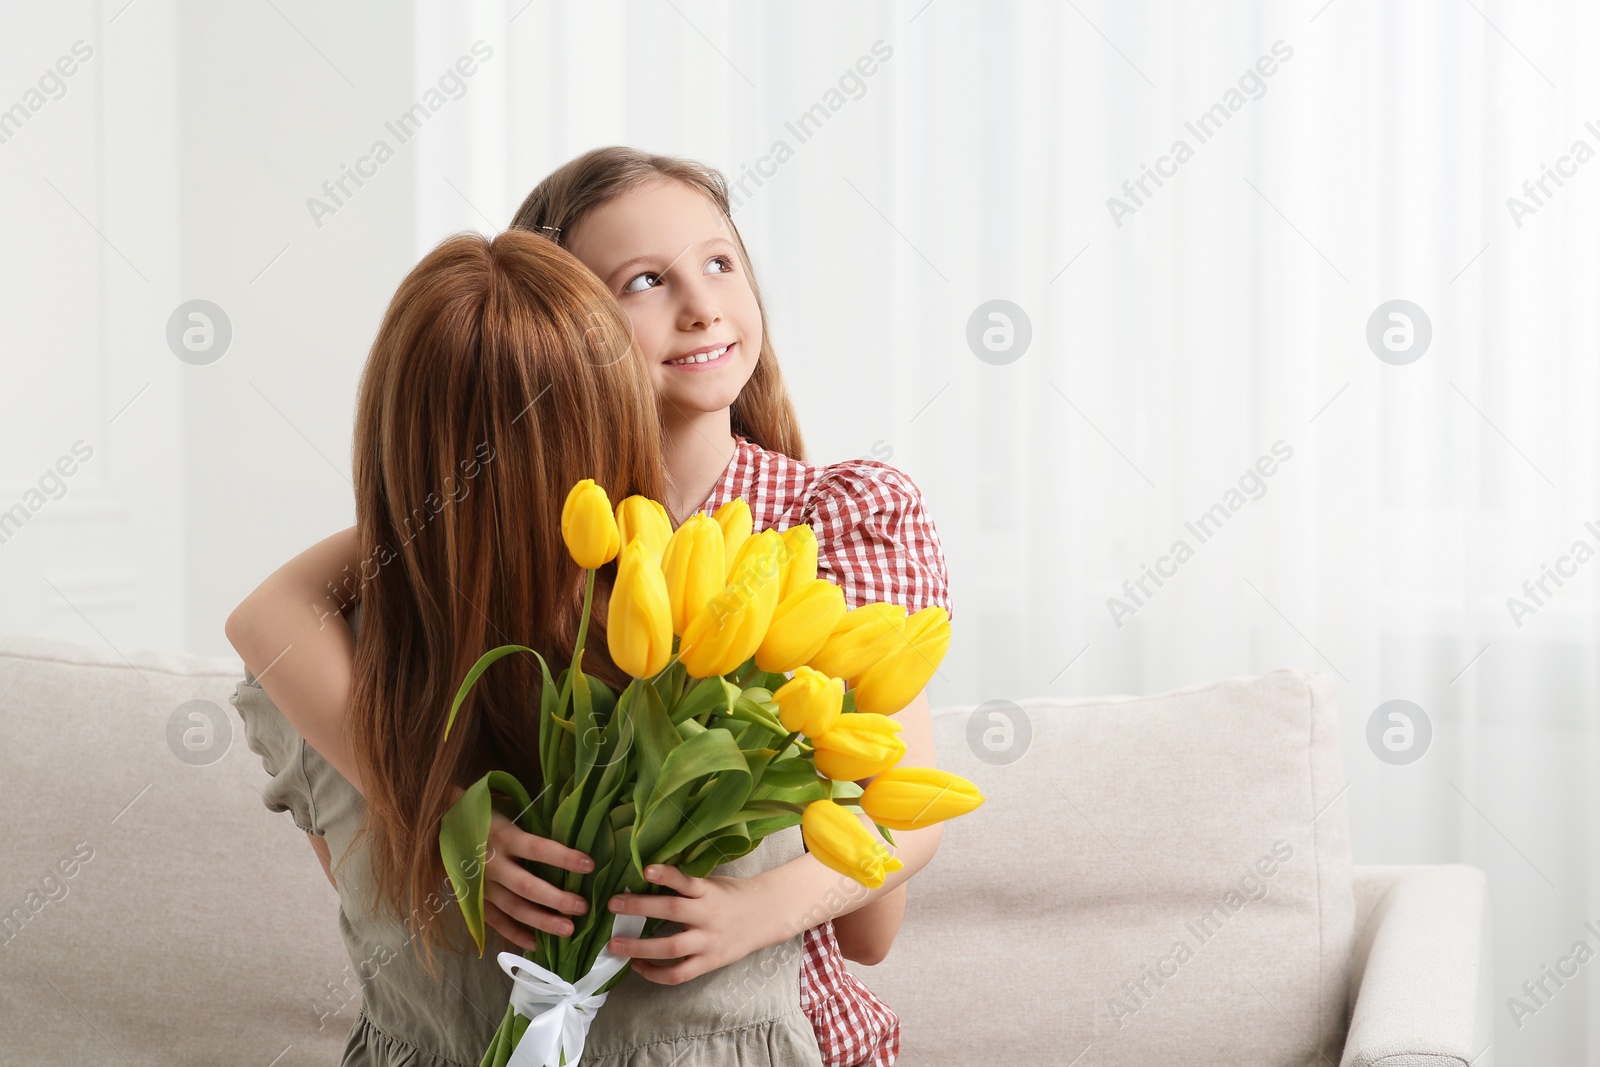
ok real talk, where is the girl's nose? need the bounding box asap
[676,278,722,330]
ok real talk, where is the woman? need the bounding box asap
[229,228,828,1065]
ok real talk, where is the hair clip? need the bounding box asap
[538,224,562,239]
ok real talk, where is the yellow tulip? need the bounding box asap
[561,479,620,569]
[779,525,819,599]
[678,535,785,678]
[726,528,784,590]
[807,603,907,683]
[660,514,724,636]
[773,666,843,738]
[606,540,672,678]
[801,799,904,890]
[714,498,752,578]
[859,766,985,830]
[615,495,672,564]
[811,713,906,781]
[851,606,952,715]
[755,578,848,673]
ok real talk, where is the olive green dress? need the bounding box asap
[232,599,823,1067]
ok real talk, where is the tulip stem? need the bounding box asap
[573,569,597,669]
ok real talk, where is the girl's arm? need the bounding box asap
[830,732,920,964]
[226,527,595,940]
[820,683,939,964]
[225,526,367,794]
[831,882,906,966]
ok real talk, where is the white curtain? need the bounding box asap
[413,2,1599,1060]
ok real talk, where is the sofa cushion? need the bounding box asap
[852,668,1354,1066]
[0,632,349,1065]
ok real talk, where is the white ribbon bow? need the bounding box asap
[498,912,647,1067]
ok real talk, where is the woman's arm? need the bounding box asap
[225,525,367,794]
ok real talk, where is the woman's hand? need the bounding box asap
[480,809,596,950]
[603,864,784,985]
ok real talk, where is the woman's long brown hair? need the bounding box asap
[509,145,808,465]
[342,229,667,976]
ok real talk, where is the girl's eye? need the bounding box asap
[705,256,734,275]
[622,272,661,293]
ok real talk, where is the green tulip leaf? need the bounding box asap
[744,812,802,840]
[829,779,865,801]
[667,676,723,724]
[629,679,680,817]
[573,670,598,782]
[439,772,496,957]
[758,757,821,792]
[650,728,749,803]
[630,780,696,874]
[443,643,546,744]
[682,826,754,876]
[485,770,541,835]
[651,760,754,863]
[731,694,787,736]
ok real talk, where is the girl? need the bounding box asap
[229,147,952,1067]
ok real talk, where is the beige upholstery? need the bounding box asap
[852,669,1357,1065]
[0,633,1491,1066]
[0,632,350,1065]
[1340,866,1494,1067]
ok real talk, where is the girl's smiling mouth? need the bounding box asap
[665,342,734,369]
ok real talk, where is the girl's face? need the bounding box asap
[565,179,762,422]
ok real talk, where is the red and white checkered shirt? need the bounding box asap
[696,433,953,1067]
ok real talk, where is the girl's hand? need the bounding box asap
[481,809,596,950]
[604,864,783,985]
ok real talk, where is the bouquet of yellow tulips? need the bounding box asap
[438,479,984,1067]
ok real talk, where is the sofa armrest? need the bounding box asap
[1339,864,1493,1067]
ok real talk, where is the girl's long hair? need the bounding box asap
[342,229,668,976]
[509,145,808,465]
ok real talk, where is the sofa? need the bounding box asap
[0,627,1492,1066]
